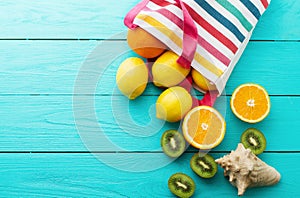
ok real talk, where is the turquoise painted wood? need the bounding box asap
[0,0,299,197]
[0,41,299,95]
[0,95,299,152]
[0,153,299,197]
[0,0,299,40]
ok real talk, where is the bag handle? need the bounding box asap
[124,0,150,29]
[124,0,198,69]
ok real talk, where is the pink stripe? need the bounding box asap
[260,0,269,9]
[144,4,230,66]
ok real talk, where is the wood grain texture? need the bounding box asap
[0,153,298,197]
[0,95,299,151]
[0,0,299,40]
[1,0,299,197]
[0,41,299,95]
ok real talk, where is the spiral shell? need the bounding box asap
[215,143,281,196]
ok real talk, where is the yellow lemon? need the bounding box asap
[191,69,217,92]
[152,51,191,87]
[116,57,148,99]
[156,86,192,122]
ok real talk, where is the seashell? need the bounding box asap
[215,143,281,196]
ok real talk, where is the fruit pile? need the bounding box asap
[116,27,272,197]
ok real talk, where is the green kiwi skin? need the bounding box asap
[190,153,217,179]
[161,130,186,158]
[168,173,195,198]
[241,128,267,155]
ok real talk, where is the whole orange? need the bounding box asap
[127,27,167,58]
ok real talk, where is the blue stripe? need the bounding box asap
[240,0,261,20]
[194,0,245,43]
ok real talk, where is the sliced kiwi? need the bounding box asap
[161,130,185,158]
[241,128,266,155]
[168,173,195,198]
[190,153,217,178]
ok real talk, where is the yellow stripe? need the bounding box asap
[194,53,223,76]
[136,14,224,77]
[137,14,182,48]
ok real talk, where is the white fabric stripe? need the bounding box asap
[141,9,228,71]
[183,0,242,47]
[206,0,249,36]
[267,0,271,4]
[146,1,234,62]
[228,0,258,26]
[250,0,266,15]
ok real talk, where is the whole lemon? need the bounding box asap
[191,69,217,92]
[116,57,148,99]
[152,51,191,87]
[156,86,192,122]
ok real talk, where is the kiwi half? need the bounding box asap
[168,173,195,198]
[241,128,266,155]
[161,130,185,158]
[190,153,217,178]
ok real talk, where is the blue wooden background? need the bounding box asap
[0,0,300,197]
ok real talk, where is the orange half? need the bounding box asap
[230,83,270,123]
[182,106,226,150]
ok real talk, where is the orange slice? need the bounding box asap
[182,106,226,150]
[230,83,270,123]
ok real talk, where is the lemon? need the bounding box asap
[152,51,191,87]
[116,57,148,99]
[156,86,192,122]
[191,69,216,92]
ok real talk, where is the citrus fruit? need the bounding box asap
[230,83,270,123]
[127,27,167,58]
[182,106,226,150]
[191,68,217,92]
[116,57,148,100]
[152,51,191,87]
[156,86,192,122]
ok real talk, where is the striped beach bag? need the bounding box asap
[124,0,271,105]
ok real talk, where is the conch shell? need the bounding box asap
[215,143,281,196]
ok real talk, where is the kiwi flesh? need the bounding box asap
[168,173,195,198]
[241,128,266,155]
[161,130,185,158]
[190,153,217,178]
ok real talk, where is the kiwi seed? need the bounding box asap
[241,128,266,155]
[168,173,195,198]
[190,153,217,178]
[161,130,185,158]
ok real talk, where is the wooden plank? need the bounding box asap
[0,95,299,151]
[0,153,298,197]
[0,41,299,95]
[0,0,299,40]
